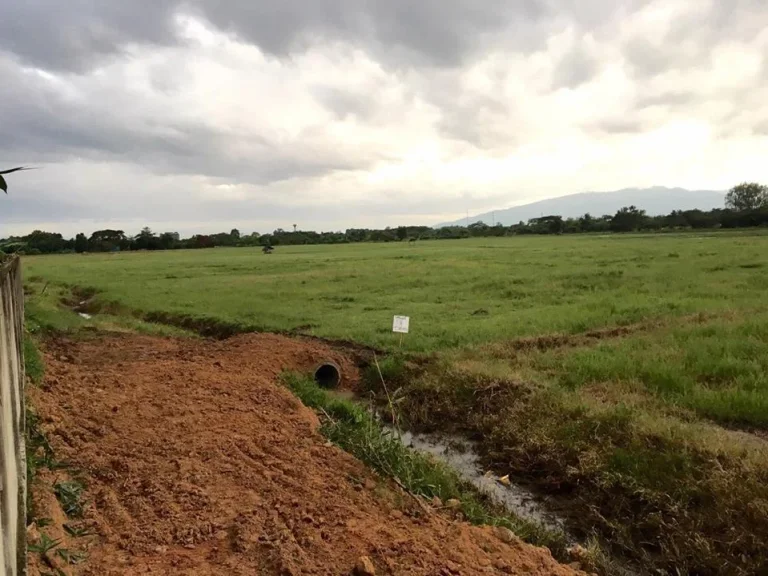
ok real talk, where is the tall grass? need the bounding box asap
[529,311,768,427]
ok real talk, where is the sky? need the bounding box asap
[1,0,767,237]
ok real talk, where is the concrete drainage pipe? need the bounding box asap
[314,362,341,389]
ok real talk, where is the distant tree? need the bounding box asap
[134,227,158,250]
[74,233,88,253]
[345,229,368,243]
[396,226,407,241]
[230,228,241,240]
[90,229,127,252]
[579,213,594,232]
[611,206,647,232]
[529,216,563,235]
[240,232,261,246]
[24,230,66,254]
[467,221,488,232]
[725,182,768,211]
[158,232,180,250]
[189,234,214,249]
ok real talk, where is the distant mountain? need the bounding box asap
[437,187,726,227]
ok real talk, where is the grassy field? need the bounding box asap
[24,232,768,349]
[23,231,768,575]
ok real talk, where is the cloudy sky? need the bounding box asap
[1,0,767,237]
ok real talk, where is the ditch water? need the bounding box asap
[386,427,571,537]
[324,388,570,536]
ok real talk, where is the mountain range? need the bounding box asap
[438,187,726,227]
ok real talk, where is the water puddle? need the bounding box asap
[389,428,570,536]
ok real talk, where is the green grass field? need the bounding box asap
[23,231,768,575]
[24,232,768,348]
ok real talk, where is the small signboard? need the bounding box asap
[392,315,410,334]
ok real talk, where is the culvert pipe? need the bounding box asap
[314,361,341,389]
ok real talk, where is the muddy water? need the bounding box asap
[388,428,571,536]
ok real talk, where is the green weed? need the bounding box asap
[28,533,61,555]
[54,480,86,518]
[56,548,87,565]
[24,333,45,384]
[63,523,95,538]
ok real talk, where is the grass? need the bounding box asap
[22,231,768,574]
[360,359,768,574]
[22,232,768,350]
[28,533,61,555]
[527,311,768,428]
[24,280,193,337]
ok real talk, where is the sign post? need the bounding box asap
[392,315,410,347]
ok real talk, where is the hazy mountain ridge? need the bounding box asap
[438,187,727,227]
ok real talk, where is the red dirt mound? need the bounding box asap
[29,332,583,576]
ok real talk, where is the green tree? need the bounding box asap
[725,182,768,211]
[230,228,241,241]
[528,216,563,234]
[133,227,157,250]
[74,233,88,253]
[579,213,594,232]
[24,230,65,254]
[396,226,407,241]
[611,206,647,232]
[90,229,127,252]
[158,232,180,250]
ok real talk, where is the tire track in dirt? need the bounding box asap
[28,332,583,576]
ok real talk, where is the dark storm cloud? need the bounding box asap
[187,0,550,67]
[0,57,377,185]
[0,0,553,73]
[0,0,180,72]
[3,0,763,79]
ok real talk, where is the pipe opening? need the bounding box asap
[314,362,341,389]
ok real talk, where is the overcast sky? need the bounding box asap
[1,0,767,237]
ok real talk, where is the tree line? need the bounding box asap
[2,182,767,255]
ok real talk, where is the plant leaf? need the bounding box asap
[0,166,31,175]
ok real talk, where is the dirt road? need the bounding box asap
[28,332,582,575]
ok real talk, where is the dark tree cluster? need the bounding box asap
[3,183,768,255]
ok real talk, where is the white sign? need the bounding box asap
[392,315,410,334]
